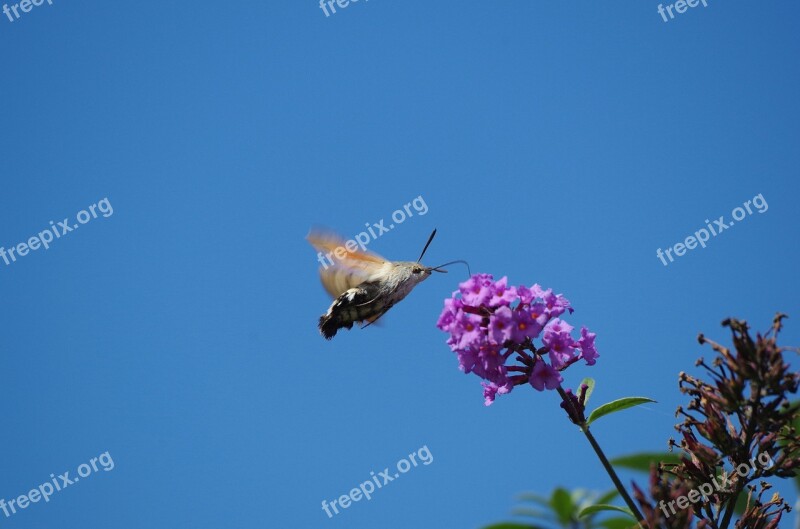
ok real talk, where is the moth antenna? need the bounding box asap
[430,260,471,276]
[417,228,437,263]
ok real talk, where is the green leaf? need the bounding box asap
[594,488,620,507]
[598,517,640,529]
[481,524,547,529]
[578,504,636,519]
[510,507,549,519]
[550,487,574,524]
[609,452,683,473]
[730,485,754,515]
[516,492,552,508]
[580,377,596,405]
[578,489,620,521]
[587,397,657,426]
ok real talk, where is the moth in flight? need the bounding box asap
[307,229,466,339]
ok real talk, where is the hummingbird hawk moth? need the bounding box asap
[307,228,466,339]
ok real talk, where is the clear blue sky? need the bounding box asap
[1,1,798,527]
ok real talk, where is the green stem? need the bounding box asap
[556,385,648,528]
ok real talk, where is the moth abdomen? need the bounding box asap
[318,282,389,339]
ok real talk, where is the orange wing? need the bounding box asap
[307,229,389,298]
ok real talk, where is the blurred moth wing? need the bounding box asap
[306,230,392,298]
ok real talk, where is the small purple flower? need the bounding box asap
[482,381,512,406]
[542,319,578,368]
[543,318,574,341]
[450,310,483,350]
[472,343,508,386]
[517,285,534,304]
[548,348,575,371]
[577,326,599,366]
[459,273,495,306]
[489,306,514,345]
[510,309,542,343]
[436,294,462,332]
[526,302,550,328]
[454,345,479,374]
[530,360,563,391]
[530,283,547,299]
[488,276,517,307]
[543,290,573,317]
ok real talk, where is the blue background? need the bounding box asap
[1,1,798,527]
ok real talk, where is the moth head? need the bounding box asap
[412,262,433,278]
[410,229,470,280]
[396,262,434,286]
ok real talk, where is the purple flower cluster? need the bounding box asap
[437,274,599,405]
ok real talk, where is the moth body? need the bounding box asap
[307,230,440,340]
[317,262,432,339]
